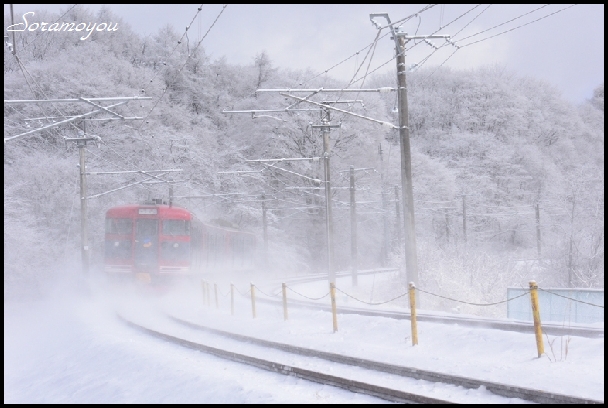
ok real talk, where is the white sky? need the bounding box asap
[4,272,604,403]
[3,4,604,104]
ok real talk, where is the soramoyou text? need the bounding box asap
[6,11,118,41]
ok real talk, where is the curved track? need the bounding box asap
[117,313,452,404]
[117,311,602,404]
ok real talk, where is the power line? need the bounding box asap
[414,4,491,72]
[458,5,578,48]
[139,4,205,97]
[298,4,436,89]
[20,4,79,52]
[137,4,228,131]
[456,4,551,43]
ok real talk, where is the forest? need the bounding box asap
[4,7,604,308]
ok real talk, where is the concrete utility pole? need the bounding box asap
[78,135,89,275]
[535,203,541,258]
[312,107,340,284]
[378,144,389,266]
[349,166,358,286]
[370,13,450,286]
[4,96,151,276]
[261,193,269,265]
[65,123,98,275]
[462,194,467,246]
[9,4,17,56]
[394,185,402,249]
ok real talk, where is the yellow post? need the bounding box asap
[529,280,545,357]
[330,282,338,333]
[409,282,418,346]
[282,282,288,321]
[230,283,234,316]
[214,283,219,309]
[250,283,257,319]
[206,282,211,307]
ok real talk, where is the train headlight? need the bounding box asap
[173,243,179,248]
[114,241,120,247]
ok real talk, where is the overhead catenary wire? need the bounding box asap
[137,4,228,132]
[19,4,79,52]
[457,4,578,48]
[296,4,437,89]
[139,4,205,97]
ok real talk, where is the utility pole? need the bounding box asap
[370,13,449,286]
[535,203,541,259]
[445,208,450,244]
[462,194,467,246]
[394,185,402,249]
[349,166,358,286]
[381,190,390,267]
[65,122,98,275]
[4,96,152,275]
[378,144,389,267]
[261,193,269,266]
[78,131,89,275]
[10,4,17,56]
[312,107,340,284]
[568,196,575,287]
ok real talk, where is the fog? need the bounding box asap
[4,269,604,403]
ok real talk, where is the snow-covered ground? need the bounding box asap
[4,272,604,403]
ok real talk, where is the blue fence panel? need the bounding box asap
[507,288,604,324]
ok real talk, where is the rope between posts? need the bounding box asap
[415,287,530,306]
[287,286,330,301]
[233,285,251,297]
[335,286,408,305]
[538,288,604,309]
[221,289,231,298]
[252,285,279,298]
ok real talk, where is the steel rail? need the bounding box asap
[166,314,603,405]
[116,313,452,404]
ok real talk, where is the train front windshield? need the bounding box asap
[105,218,133,260]
[135,218,159,268]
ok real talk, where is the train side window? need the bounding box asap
[163,219,190,236]
[106,218,132,235]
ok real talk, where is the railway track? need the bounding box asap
[117,310,603,404]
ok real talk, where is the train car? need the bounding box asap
[104,202,256,284]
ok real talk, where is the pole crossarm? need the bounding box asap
[280,93,398,129]
[140,179,189,185]
[338,167,376,173]
[222,108,321,114]
[4,96,152,104]
[172,193,246,199]
[245,157,321,163]
[86,169,183,175]
[24,116,144,122]
[217,170,265,174]
[260,162,322,183]
[256,88,396,93]
[79,97,127,119]
[87,172,167,199]
[4,101,129,142]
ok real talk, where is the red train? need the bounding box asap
[104,202,256,284]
